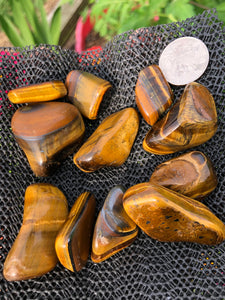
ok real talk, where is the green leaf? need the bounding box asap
[165,0,195,21]
[19,0,50,44]
[91,0,112,17]
[217,12,225,24]
[94,18,105,33]
[11,0,35,45]
[59,0,74,5]
[37,0,51,43]
[120,3,130,24]
[100,23,107,37]
[107,17,119,26]
[50,7,61,44]
[147,0,169,15]
[0,15,25,47]
[20,0,36,29]
[105,3,118,19]
[80,6,89,22]
[217,2,225,10]
[20,0,43,44]
[119,13,149,33]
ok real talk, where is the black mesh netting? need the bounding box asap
[1,9,225,300]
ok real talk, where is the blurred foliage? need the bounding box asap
[85,0,225,40]
[0,0,11,15]
[0,0,224,46]
[0,0,74,46]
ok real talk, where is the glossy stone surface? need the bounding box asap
[92,185,138,263]
[8,81,67,104]
[65,70,112,119]
[123,182,225,245]
[150,151,217,199]
[11,102,85,177]
[55,192,96,272]
[143,82,217,154]
[74,108,139,172]
[135,65,173,125]
[3,183,68,281]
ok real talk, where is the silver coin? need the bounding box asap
[158,37,209,86]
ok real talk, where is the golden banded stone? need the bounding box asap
[92,185,138,263]
[74,108,139,172]
[135,65,173,125]
[150,151,217,199]
[55,192,96,272]
[143,82,217,155]
[3,183,68,281]
[123,182,225,245]
[8,81,67,104]
[66,70,112,119]
[11,102,85,177]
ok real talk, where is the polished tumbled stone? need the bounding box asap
[11,102,85,177]
[55,192,96,272]
[123,182,225,245]
[135,65,173,125]
[92,185,138,263]
[3,183,68,281]
[74,107,139,172]
[66,70,112,119]
[150,151,217,199]
[143,82,217,154]
[8,81,67,104]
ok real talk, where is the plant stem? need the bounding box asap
[189,1,210,10]
[89,0,141,5]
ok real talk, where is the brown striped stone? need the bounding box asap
[143,82,217,154]
[11,102,85,177]
[55,192,96,272]
[135,65,173,125]
[150,151,217,199]
[65,70,112,119]
[3,183,68,281]
[123,182,225,245]
[8,81,67,104]
[91,186,138,263]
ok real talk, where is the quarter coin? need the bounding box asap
[159,37,209,86]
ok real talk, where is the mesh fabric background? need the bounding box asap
[0,9,225,300]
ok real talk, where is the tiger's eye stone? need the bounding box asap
[55,192,96,272]
[135,65,173,125]
[150,151,217,199]
[11,102,85,177]
[8,81,67,104]
[92,185,138,263]
[143,82,217,154]
[73,108,139,172]
[123,182,225,245]
[3,183,68,281]
[65,70,112,119]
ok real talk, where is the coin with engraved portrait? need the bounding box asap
[159,37,209,86]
